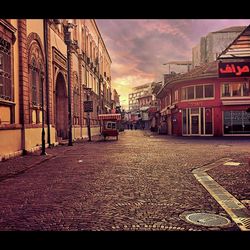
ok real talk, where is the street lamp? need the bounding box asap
[83,87,92,141]
[41,72,46,155]
[63,20,75,146]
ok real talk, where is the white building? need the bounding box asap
[192,26,246,67]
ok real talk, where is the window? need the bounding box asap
[0,38,12,101]
[181,88,187,100]
[243,83,249,96]
[195,85,203,99]
[232,83,241,97]
[224,111,250,134]
[73,73,80,125]
[187,86,194,99]
[28,38,45,124]
[182,84,214,100]
[204,85,213,98]
[222,84,230,97]
[222,82,249,97]
[174,90,178,102]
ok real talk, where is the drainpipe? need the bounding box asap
[44,19,51,147]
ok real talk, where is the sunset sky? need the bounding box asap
[96,19,250,109]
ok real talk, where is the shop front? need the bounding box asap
[181,107,213,136]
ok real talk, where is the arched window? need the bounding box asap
[28,38,45,124]
[73,72,80,125]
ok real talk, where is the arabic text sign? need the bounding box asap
[218,62,250,78]
[84,101,93,112]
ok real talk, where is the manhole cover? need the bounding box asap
[181,212,231,227]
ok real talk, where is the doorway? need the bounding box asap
[191,115,199,134]
[55,72,68,139]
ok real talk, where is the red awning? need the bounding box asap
[98,114,121,120]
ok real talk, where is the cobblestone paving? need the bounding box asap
[0,130,249,231]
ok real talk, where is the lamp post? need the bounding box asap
[63,20,75,146]
[41,73,46,155]
[84,87,92,141]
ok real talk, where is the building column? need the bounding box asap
[18,19,29,154]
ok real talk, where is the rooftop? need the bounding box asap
[157,61,218,98]
[212,26,246,34]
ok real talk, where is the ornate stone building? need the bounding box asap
[0,19,112,160]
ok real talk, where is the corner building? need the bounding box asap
[157,61,250,136]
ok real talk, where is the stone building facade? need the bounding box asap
[0,19,112,160]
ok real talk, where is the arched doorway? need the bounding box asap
[55,72,68,139]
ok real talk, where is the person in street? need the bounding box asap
[130,123,133,130]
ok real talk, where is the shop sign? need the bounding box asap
[219,62,250,78]
[84,101,93,112]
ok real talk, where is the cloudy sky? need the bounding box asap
[96,19,250,109]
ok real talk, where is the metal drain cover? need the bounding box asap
[182,212,231,227]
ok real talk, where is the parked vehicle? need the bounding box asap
[98,114,121,140]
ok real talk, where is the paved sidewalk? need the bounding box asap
[207,154,250,210]
[0,135,102,180]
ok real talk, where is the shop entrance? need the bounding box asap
[191,115,199,134]
[182,107,213,136]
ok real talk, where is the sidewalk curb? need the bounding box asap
[0,154,56,182]
[192,158,250,231]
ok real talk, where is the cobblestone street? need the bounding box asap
[0,130,249,231]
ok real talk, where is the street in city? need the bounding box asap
[0,130,249,231]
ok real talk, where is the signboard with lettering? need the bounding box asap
[84,101,93,112]
[218,62,250,78]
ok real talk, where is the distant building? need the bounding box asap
[192,26,246,67]
[128,82,162,112]
[111,89,120,113]
[128,82,162,129]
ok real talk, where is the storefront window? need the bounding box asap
[224,111,250,134]
[205,108,213,134]
[182,109,187,134]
